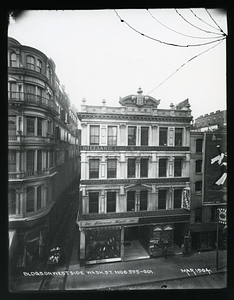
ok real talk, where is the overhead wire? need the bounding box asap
[114,9,225,48]
[174,8,225,36]
[205,8,227,36]
[147,9,221,40]
[189,8,223,32]
[146,38,225,95]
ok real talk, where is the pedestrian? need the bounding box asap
[181,244,185,257]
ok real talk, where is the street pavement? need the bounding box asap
[65,233,227,290]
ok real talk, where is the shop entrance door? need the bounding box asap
[124,226,149,261]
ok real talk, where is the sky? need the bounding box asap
[8,9,227,120]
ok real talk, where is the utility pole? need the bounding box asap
[216,208,219,270]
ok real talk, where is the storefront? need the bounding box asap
[78,213,189,265]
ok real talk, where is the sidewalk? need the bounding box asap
[65,233,227,290]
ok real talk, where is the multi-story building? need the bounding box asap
[77,88,192,265]
[189,130,227,251]
[8,37,80,269]
[193,110,226,131]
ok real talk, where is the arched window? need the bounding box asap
[10,52,17,67]
[26,55,35,70]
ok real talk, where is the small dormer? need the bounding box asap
[119,87,161,108]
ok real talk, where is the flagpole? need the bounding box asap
[216,208,219,270]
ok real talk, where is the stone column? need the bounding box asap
[167,187,173,209]
[151,124,158,146]
[15,188,23,216]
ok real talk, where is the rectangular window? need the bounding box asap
[128,159,136,178]
[128,126,136,145]
[140,158,148,177]
[108,126,117,145]
[107,192,116,213]
[141,127,148,146]
[174,189,182,209]
[90,125,100,145]
[26,187,34,213]
[196,139,203,153]
[195,181,202,193]
[89,192,99,214]
[8,150,16,172]
[26,56,35,70]
[8,116,16,136]
[174,158,182,177]
[37,118,42,136]
[159,158,167,177]
[127,191,135,211]
[195,207,202,223]
[37,150,42,172]
[89,159,99,179]
[27,151,34,173]
[175,128,183,146]
[158,190,167,209]
[159,127,168,146]
[140,191,148,211]
[195,160,202,173]
[211,207,217,222]
[36,59,42,73]
[27,117,35,135]
[107,159,117,178]
[37,186,42,210]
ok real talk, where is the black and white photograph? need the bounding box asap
[7,8,227,291]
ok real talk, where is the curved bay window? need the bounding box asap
[26,117,35,135]
[26,187,34,213]
[26,55,35,70]
[36,59,42,73]
[8,188,16,215]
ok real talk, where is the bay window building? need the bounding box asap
[77,87,192,265]
[8,37,80,270]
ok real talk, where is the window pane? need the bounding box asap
[174,189,182,208]
[10,53,17,67]
[89,192,99,213]
[8,150,16,172]
[195,181,202,193]
[174,158,182,177]
[159,159,167,177]
[89,159,99,178]
[26,187,34,212]
[128,159,135,178]
[37,118,42,136]
[8,116,16,136]
[90,126,100,145]
[140,158,148,177]
[27,151,34,173]
[36,59,42,73]
[158,190,166,209]
[159,128,167,146]
[107,159,117,178]
[140,191,148,211]
[8,189,16,214]
[107,192,116,213]
[196,139,203,153]
[27,117,35,135]
[108,126,117,145]
[175,128,183,146]
[37,151,42,171]
[128,126,136,145]
[127,191,135,211]
[141,127,148,146]
[37,186,42,210]
[27,56,35,70]
[195,160,202,173]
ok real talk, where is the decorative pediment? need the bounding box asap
[119,87,160,108]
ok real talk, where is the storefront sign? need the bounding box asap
[79,218,139,228]
[80,145,189,152]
